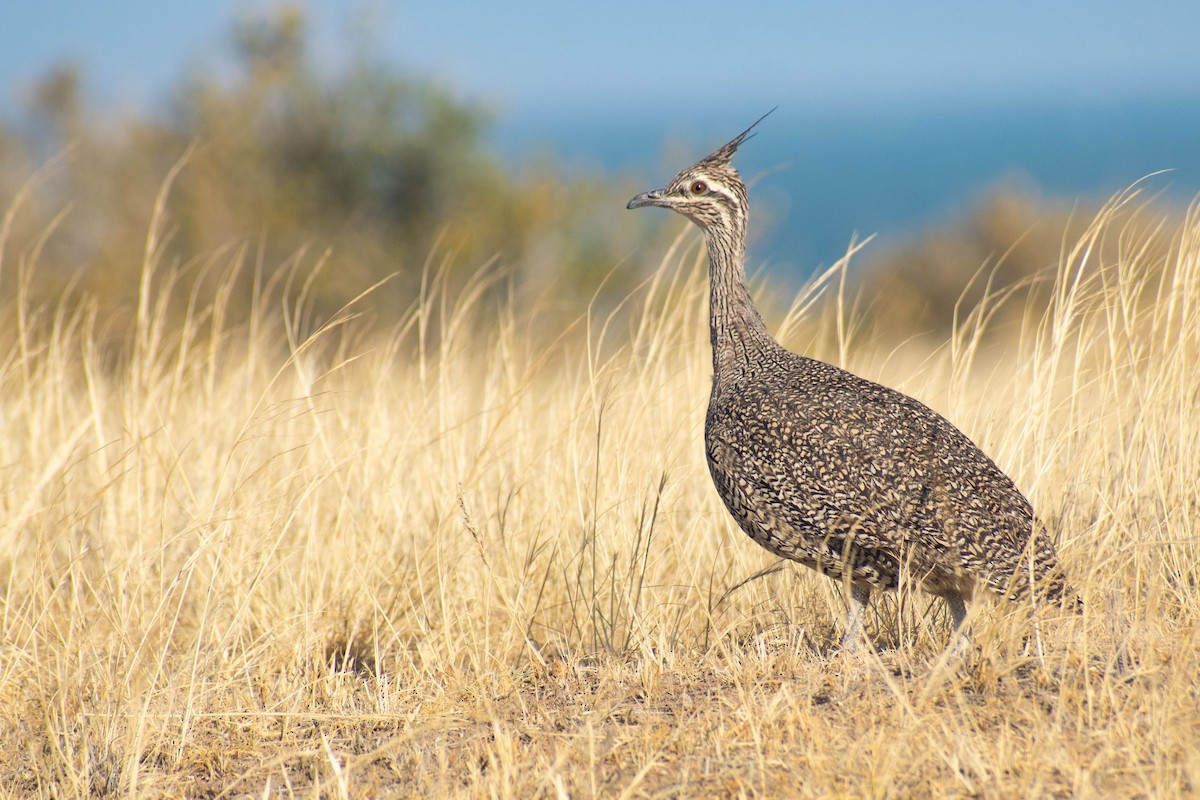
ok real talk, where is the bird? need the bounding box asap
[627,113,1080,650]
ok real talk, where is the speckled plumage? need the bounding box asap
[628,115,1079,647]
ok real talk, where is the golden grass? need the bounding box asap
[1,184,1198,798]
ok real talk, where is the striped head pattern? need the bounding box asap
[626,109,774,237]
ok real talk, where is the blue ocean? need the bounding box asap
[496,97,1200,278]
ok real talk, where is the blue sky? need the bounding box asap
[4,1,1199,119]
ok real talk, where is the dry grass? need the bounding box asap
[1,182,1198,798]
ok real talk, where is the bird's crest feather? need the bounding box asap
[699,107,777,167]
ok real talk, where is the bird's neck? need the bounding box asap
[705,225,777,387]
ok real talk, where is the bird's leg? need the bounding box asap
[944,592,971,655]
[841,584,871,651]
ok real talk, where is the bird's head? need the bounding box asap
[626,109,774,234]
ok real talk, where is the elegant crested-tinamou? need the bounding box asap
[627,114,1079,650]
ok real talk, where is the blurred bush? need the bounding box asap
[1,7,655,339]
[854,184,1178,341]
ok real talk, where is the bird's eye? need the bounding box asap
[689,180,708,195]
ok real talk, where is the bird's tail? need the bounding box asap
[994,522,1082,613]
[1041,576,1084,614]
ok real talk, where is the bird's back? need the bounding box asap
[704,349,1075,605]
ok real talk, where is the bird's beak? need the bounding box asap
[627,189,668,210]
